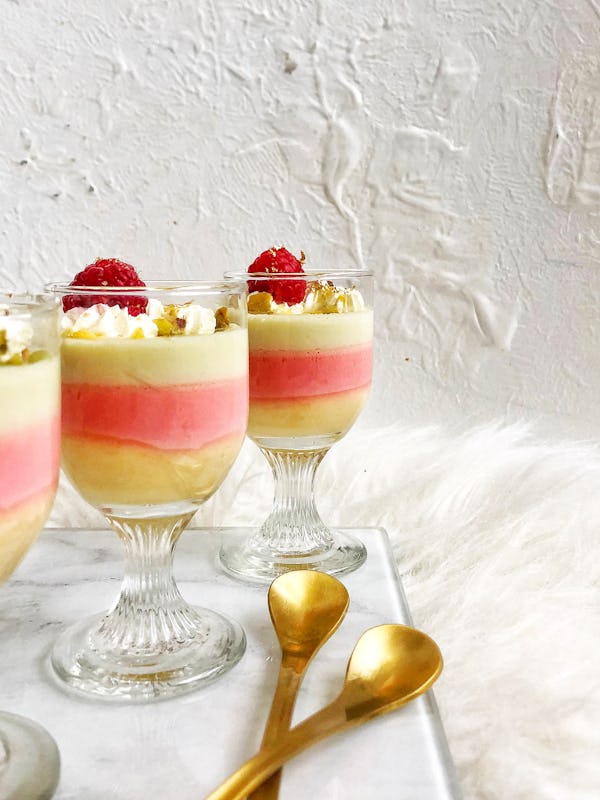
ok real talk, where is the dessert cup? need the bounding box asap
[0,294,61,800]
[48,280,248,701]
[219,270,373,583]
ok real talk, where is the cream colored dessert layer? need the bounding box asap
[248,387,370,440]
[61,327,248,385]
[62,433,244,508]
[248,309,373,351]
[0,486,56,582]
[0,357,60,432]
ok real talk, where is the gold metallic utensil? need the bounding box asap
[204,624,443,800]
[249,570,350,800]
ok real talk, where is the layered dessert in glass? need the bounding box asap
[0,297,60,580]
[49,260,249,701]
[60,302,247,512]
[0,294,61,800]
[247,280,373,448]
[220,248,373,583]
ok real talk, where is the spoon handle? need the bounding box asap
[203,700,347,800]
[248,663,303,800]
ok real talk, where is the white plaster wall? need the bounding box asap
[2,0,600,435]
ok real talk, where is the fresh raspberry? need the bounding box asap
[63,258,148,316]
[248,247,306,305]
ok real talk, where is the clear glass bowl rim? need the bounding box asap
[224,269,374,280]
[46,279,246,297]
[0,292,59,318]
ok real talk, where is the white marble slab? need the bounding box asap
[0,528,461,799]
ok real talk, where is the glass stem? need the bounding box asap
[257,447,333,556]
[95,512,199,656]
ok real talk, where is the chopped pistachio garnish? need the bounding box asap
[0,348,50,366]
[247,283,365,314]
[65,329,100,340]
[154,318,173,337]
[27,349,50,363]
[215,306,230,330]
[248,292,274,314]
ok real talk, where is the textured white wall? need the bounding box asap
[2,0,600,435]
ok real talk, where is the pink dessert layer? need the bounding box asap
[249,344,373,400]
[0,416,60,511]
[62,376,248,450]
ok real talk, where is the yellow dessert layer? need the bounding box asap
[61,433,244,508]
[0,357,60,433]
[0,487,56,582]
[61,327,248,386]
[248,387,370,440]
[248,309,373,351]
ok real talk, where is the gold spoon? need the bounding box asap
[249,570,350,800]
[204,624,443,800]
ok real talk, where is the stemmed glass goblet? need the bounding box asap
[219,268,373,584]
[0,294,61,800]
[48,278,249,701]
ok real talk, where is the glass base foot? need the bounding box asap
[219,529,367,585]
[0,712,60,800]
[49,608,246,702]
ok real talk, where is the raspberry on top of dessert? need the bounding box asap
[248,246,307,305]
[63,258,148,315]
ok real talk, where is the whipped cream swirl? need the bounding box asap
[0,309,34,362]
[62,300,217,338]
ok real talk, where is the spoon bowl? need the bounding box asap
[340,624,443,720]
[268,570,350,661]
[205,624,443,800]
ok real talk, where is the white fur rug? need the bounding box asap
[50,422,600,800]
